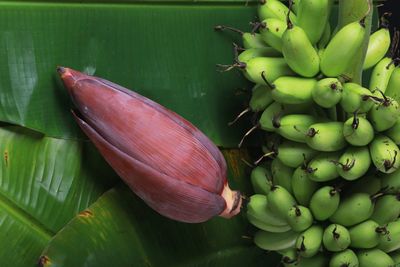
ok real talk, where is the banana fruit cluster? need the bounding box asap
[218,0,400,266]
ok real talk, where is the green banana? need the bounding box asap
[238,47,282,63]
[323,224,351,252]
[280,248,298,266]
[243,57,294,84]
[286,205,313,232]
[311,78,343,108]
[267,185,297,219]
[258,0,298,23]
[274,114,319,143]
[214,25,267,49]
[310,186,340,221]
[369,57,396,93]
[318,22,331,49]
[329,249,359,267]
[335,146,371,181]
[271,77,317,104]
[357,249,395,267]
[370,194,400,225]
[343,115,375,146]
[363,26,391,70]
[329,193,374,227]
[281,24,320,77]
[249,84,274,113]
[259,18,287,52]
[247,195,292,232]
[381,169,400,193]
[295,225,324,258]
[259,102,309,131]
[385,117,400,144]
[370,134,400,174]
[254,230,299,251]
[297,0,332,44]
[305,122,347,152]
[320,20,366,77]
[291,166,319,206]
[378,220,400,253]
[271,158,294,194]
[349,220,385,249]
[306,152,340,182]
[276,140,318,168]
[340,83,374,113]
[250,166,273,195]
[368,96,400,132]
[385,67,400,104]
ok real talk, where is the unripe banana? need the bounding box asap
[291,166,319,206]
[286,205,313,232]
[348,175,381,195]
[238,47,282,64]
[343,115,374,146]
[271,77,317,104]
[363,27,391,70]
[250,166,273,195]
[369,134,400,174]
[349,220,385,249]
[274,114,319,143]
[271,158,294,194]
[312,78,343,108]
[259,102,309,131]
[267,185,297,219]
[329,249,359,267]
[306,122,347,152]
[323,224,351,252]
[340,83,374,113]
[310,186,340,221]
[357,249,395,267]
[318,22,331,49]
[249,84,274,113]
[295,225,323,258]
[321,20,366,77]
[297,0,332,44]
[281,24,320,77]
[385,66,400,103]
[378,220,400,253]
[368,96,400,132]
[243,57,294,84]
[329,193,374,227]
[370,194,400,225]
[306,152,340,182]
[381,169,400,193]
[335,146,371,181]
[258,0,298,23]
[247,195,292,232]
[259,18,287,52]
[276,140,318,168]
[385,117,400,145]
[243,33,269,49]
[279,248,298,266]
[369,57,396,93]
[254,229,299,251]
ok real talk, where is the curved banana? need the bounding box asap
[385,67,400,103]
[271,158,294,194]
[369,58,396,94]
[250,166,273,195]
[286,205,313,232]
[306,122,347,152]
[276,140,318,168]
[370,194,400,225]
[369,134,400,174]
[323,224,351,252]
[258,0,298,23]
[340,83,374,113]
[271,76,317,104]
[292,167,319,206]
[310,186,340,221]
[336,146,371,181]
[248,194,289,226]
[349,220,384,249]
[281,24,320,77]
[329,193,374,227]
[259,102,309,131]
[267,185,297,219]
[357,249,395,267]
[321,20,366,77]
[306,152,340,182]
[368,96,400,132]
[385,117,400,145]
[381,169,400,193]
[343,115,374,146]
[312,78,343,108]
[329,249,359,267]
[274,114,319,143]
[249,84,274,113]
[214,25,267,49]
[243,57,295,84]
[318,22,331,49]
[238,47,282,63]
[295,225,324,258]
[297,0,332,44]
[254,229,299,251]
[363,26,391,70]
[259,18,287,52]
[378,220,400,253]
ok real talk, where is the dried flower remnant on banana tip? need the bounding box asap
[57,66,242,223]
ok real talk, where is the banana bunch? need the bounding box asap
[217,0,400,266]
